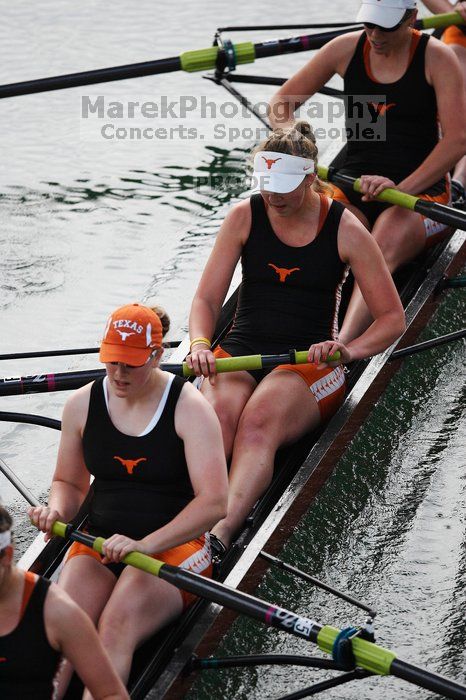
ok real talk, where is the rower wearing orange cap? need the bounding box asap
[29,303,228,695]
[187,123,405,556]
[0,505,128,700]
[269,0,466,340]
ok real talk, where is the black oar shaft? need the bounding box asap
[391,329,466,360]
[0,56,182,99]
[325,169,466,230]
[0,458,40,507]
[391,659,466,700]
[0,369,105,396]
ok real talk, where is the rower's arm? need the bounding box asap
[268,32,359,129]
[189,199,250,344]
[422,0,466,19]
[45,583,129,699]
[398,39,466,194]
[140,384,228,553]
[338,209,406,359]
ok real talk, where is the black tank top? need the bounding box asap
[83,373,194,540]
[342,31,443,189]
[225,193,347,353]
[0,575,61,700]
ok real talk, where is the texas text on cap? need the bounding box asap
[357,0,416,29]
[99,303,163,366]
[252,151,315,194]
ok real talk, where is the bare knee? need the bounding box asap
[235,406,276,450]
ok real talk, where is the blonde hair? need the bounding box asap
[254,121,333,195]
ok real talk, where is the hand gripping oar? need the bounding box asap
[0,350,340,397]
[40,522,465,700]
[0,12,462,99]
[318,165,466,231]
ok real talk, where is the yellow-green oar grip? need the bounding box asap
[51,522,166,576]
[421,12,463,30]
[317,625,397,676]
[317,166,418,211]
[180,42,255,73]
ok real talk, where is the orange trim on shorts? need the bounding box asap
[273,363,346,421]
[443,25,466,48]
[215,347,345,420]
[213,347,232,360]
[20,571,37,619]
[64,534,212,609]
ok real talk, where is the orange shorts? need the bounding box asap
[443,25,466,48]
[331,183,451,245]
[214,346,346,422]
[64,533,212,609]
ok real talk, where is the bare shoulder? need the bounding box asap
[174,379,219,432]
[320,30,363,73]
[426,35,462,78]
[62,382,93,428]
[43,581,86,648]
[220,197,252,242]
[337,207,374,262]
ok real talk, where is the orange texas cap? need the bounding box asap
[99,303,163,366]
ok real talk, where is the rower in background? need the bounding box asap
[269,0,466,341]
[423,0,466,202]
[0,505,128,700]
[29,303,228,697]
[187,122,405,557]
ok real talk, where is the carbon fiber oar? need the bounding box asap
[47,522,466,700]
[0,350,340,397]
[0,13,461,99]
[318,166,466,230]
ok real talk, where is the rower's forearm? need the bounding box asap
[48,480,87,522]
[268,94,297,130]
[346,312,406,361]
[398,138,466,195]
[141,496,227,554]
[422,0,452,13]
[189,297,221,344]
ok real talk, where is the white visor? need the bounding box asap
[0,530,11,549]
[357,0,416,28]
[252,151,315,193]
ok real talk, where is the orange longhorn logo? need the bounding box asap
[268,263,300,283]
[262,156,282,170]
[113,456,147,475]
[369,101,396,116]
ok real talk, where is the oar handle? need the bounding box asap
[317,166,418,210]
[179,349,341,377]
[420,12,465,30]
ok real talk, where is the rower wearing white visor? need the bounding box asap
[269,0,466,343]
[186,122,405,557]
[0,505,128,700]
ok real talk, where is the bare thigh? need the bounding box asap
[236,369,322,450]
[59,555,116,623]
[201,370,257,456]
[98,565,184,648]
